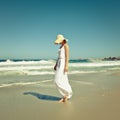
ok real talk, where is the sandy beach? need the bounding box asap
[0,72,120,120]
[0,0,120,119]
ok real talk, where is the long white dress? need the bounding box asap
[54,46,72,99]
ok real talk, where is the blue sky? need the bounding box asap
[0,0,120,59]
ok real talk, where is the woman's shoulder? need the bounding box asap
[64,44,69,48]
[64,44,69,51]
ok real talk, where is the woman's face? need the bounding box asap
[60,40,66,45]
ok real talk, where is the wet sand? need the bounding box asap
[0,72,120,120]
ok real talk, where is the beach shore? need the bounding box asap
[0,72,120,120]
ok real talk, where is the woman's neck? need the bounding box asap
[60,43,66,48]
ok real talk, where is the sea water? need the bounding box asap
[0,59,120,88]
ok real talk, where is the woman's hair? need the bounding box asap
[63,39,67,43]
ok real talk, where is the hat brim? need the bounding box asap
[54,38,63,44]
[54,38,68,44]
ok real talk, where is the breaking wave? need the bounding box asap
[0,59,120,76]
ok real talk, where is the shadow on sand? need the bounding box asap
[23,92,61,101]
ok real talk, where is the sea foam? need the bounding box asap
[0,59,120,76]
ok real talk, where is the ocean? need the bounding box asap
[0,59,120,88]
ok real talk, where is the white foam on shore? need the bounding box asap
[24,71,54,75]
[69,61,120,67]
[0,80,52,88]
[0,70,106,76]
[0,66,53,71]
[72,80,94,85]
[69,70,107,74]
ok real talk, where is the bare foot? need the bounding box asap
[58,98,64,103]
[58,96,68,103]
[63,96,68,103]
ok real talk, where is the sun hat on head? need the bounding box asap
[54,34,68,44]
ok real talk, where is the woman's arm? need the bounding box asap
[54,59,58,71]
[64,44,69,73]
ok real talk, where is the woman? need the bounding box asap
[54,34,73,102]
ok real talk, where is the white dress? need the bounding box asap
[54,46,72,99]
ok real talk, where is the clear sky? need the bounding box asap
[0,0,120,59]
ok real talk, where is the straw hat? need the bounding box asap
[54,34,68,44]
